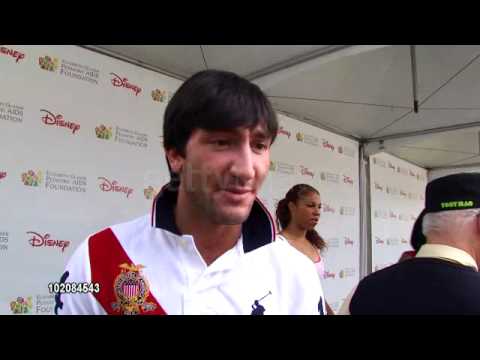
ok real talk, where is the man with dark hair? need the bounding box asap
[409,208,427,252]
[396,209,426,262]
[57,70,324,315]
[349,173,480,314]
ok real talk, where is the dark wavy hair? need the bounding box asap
[163,69,278,188]
[276,184,326,252]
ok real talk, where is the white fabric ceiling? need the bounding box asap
[92,45,339,79]
[84,45,480,170]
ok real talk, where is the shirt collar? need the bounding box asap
[416,244,478,271]
[150,182,275,253]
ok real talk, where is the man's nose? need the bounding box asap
[229,144,255,182]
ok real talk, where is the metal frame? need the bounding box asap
[410,45,419,114]
[358,144,372,279]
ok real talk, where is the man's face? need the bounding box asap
[169,124,272,225]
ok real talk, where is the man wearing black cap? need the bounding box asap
[349,172,480,314]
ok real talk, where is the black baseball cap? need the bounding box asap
[410,172,480,251]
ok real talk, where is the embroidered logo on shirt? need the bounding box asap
[111,263,157,315]
[251,291,272,315]
[318,296,325,315]
[54,271,69,315]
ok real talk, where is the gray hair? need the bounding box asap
[423,209,480,237]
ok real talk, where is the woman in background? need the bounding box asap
[276,184,335,315]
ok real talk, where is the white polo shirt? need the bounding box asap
[56,186,324,315]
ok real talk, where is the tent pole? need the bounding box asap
[410,45,419,113]
[359,144,372,279]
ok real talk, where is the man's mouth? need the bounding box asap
[220,187,255,202]
[224,187,253,195]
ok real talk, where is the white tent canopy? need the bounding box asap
[84,45,480,171]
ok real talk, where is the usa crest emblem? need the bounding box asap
[111,263,157,315]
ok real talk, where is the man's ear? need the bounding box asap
[166,148,184,174]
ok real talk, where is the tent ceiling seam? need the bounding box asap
[267,96,410,109]
[398,145,478,155]
[200,45,209,70]
[366,50,480,139]
[419,52,480,107]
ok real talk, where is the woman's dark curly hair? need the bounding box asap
[276,184,326,252]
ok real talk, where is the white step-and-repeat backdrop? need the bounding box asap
[369,152,427,272]
[1,45,360,314]
[0,45,181,314]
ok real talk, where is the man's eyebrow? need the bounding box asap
[202,128,272,139]
[251,129,271,140]
[201,129,238,137]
